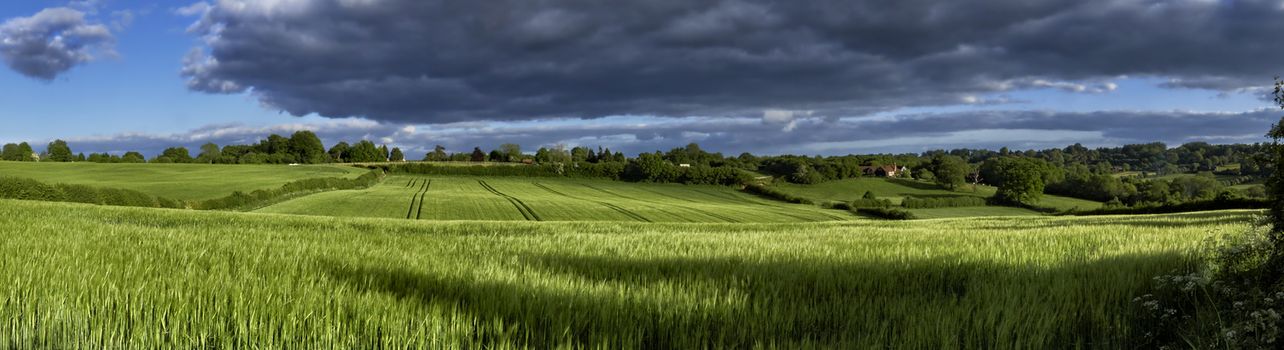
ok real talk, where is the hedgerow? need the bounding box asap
[856,207,917,220]
[902,196,988,209]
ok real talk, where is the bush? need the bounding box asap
[742,184,814,205]
[0,177,63,201]
[850,198,893,208]
[856,207,916,220]
[195,170,385,210]
[1068,198,1268,216]
[902,196,987,209]
[55,183,102,204]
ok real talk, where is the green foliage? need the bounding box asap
[289,131,329,164]
[349,141,385,163]
[423,145,447,162]
[197,143,222,164]
[389,148,405,162]
[195,170,385,210]
[158,147,193,163]
[0,176,178,208]
[2,142,36,161]
[742,184,814,205]
[985,157,1056,205]
[902,196,988,209]
[328,142,350,163]
[930,155,969,190]
[500,143,522,162]
[855,207,916,220]
[44,139,74,162]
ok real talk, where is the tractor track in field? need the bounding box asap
[533,182,651,222]
[415,180,431,220]
[405,180,430,220]
[479,180,542,221]
[583,184,740,223]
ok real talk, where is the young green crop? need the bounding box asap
[257,176,852,223]
[0,199,1256,348]
[0,162,367,200]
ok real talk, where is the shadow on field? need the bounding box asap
[321,252,1196,348]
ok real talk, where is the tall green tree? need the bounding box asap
[425,145,448,161]
[45,140,73,162]
[2,143,21,161]
[288,131,328,164]
[348,141,383,163]
[986,157,1050,204]
[379,145,390,162]
[470,147,486,162]
[389,147,405,162]
[1267,77,1284,247]
[930,155,968,190]
[328,142,350,163]
[160,147,193,163]
[488,149,505,162]
[500,143,521,162]
[198,143,222,164]
[121,152,146,163]
[16,142,35,162]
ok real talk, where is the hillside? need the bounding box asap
[0,162,368,200]
[257,176,853,223]
[0,199,1257,348]
[771,177,1103,218]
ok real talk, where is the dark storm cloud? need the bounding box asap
[51,109,1280,157]
[180,0,1284,124]
[0,7,114,80]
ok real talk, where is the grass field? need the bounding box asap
[0,199,1256,348]
[257,176,853,222]
[772,177,1103,214]
[0,162,368,200]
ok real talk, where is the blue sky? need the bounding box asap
[0,0,1281,156]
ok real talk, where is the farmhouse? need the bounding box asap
[860,164,905,177]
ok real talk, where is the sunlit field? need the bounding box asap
[0,199,1256,348]
[0,162,367,200]
[257,176,853,222]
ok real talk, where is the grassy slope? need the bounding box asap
[257,176,852,223]
[0,162,368,200]
[773,178,1104,217]
[0,199,1256,348]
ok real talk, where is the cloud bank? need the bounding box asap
[180,0,1284,123]
[43,109,1279,157]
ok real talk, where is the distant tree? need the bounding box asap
[348,141,383,163]
[470,147,486,162]
[328,142,350,163]
[987,157,1051,205]
[159,147,193,163]
[76,153,85,162]
[45,139,73,162]
[389,147,405,162]
[2,143,21,161]
[930,155,968,190]
[259,134,290,156]
[197,142,222,164]
[535,147,551,163]
[500,143,521,162]
[862,191,877,200]
[425,145,448,162]
[16,142,35,162]
[488,149,505,162]
[379,145,390,161]
[288,131,328,164]
[571,147,590,162]
[121,152,146,163]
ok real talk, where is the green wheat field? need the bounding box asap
[0,163,1262,348]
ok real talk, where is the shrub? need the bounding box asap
[856,207,916,220]
[850,198,893,208]
[55,183,102,204]
[742,184,813,205]
[902,196,987,209]
[0,177,63,201]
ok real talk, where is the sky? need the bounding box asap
[0,0,1281,157]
